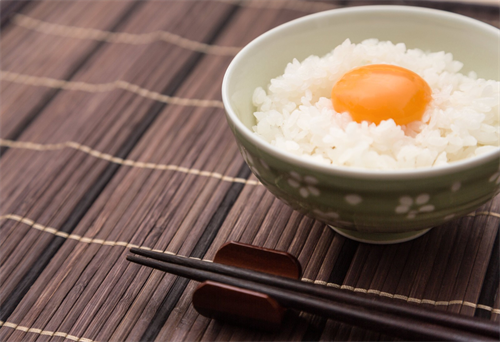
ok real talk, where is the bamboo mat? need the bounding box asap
[0,1,499,341]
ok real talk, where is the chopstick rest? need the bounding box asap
[192,242,302,331]
[127,245,499,341]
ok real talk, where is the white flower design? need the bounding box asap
[287,171,320,198]
[451,182,461,192]
[312,209,354,227]
[489,170,500,184]
[240,147,269,178]
[395,194,435,219]
[313,209,340,221]
[344,194,362,205]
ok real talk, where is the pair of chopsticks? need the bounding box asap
[127,248,499,341]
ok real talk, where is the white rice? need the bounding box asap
[252,39,500,170]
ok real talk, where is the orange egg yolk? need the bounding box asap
[331,64,432,126]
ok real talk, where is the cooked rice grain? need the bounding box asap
[252,39,500,169]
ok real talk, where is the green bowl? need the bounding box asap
[222,6,500,244]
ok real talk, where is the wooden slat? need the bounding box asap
[318,201,500,340]
[492,286,500,322]
[0,1,33,29]
[2,3,236,336]
[0,2,304,340]
[158,1,498,340]
[0,0,230,278]
[0,1,137,140]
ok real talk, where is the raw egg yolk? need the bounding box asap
[331,64,432,126]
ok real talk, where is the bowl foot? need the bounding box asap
[328,226,432,244]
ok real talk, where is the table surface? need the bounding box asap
[0,1,499,341]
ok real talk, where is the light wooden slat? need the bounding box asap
[0,0,232,290]
[0,2,237,341]
[0,1,136,139]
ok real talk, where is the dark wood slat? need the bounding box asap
[318,203,499,340]
[140,6,324,340]
[0,0,229,292]
[48,119,242,342]
[5,109,243,342]
[0,0,33,30]
[300,236,360,341]
[429,0,499,8]
[82,113,241,340]
[0,4,241,340]
[0,1,139,142]
[0,1,208,207]
[128,253,496,341]
[144,10,320,340]
[475,226,500,319]
[0,0,147,306]
[0,1,238,340]
[155,2,500,340]
[492,286,500,322]
[138,164,251,342]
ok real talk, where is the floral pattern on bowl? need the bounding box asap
[222,5,500,242]
[232,128,500,237]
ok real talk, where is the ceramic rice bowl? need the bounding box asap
[222,5,500,243]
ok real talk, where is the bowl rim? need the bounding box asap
[222,5,500,180]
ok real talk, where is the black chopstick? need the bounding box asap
[129,247,499,340]
[126,253,495,341]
